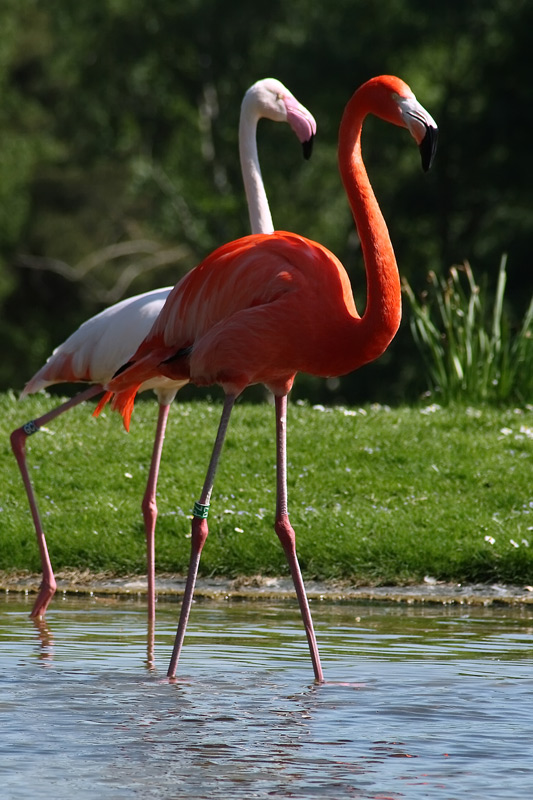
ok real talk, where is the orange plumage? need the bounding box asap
[105,231,370,428]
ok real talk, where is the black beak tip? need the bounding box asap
[302,134,314,161]
[419,126,438,172]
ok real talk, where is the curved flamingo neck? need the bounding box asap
[239,99,275,235]
[338,88,402,359]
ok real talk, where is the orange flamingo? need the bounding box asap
[101,75,438,682]
[10,78,316,622]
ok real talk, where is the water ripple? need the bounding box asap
[1,596,532,799]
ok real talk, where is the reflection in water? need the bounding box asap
[32,617,54,664]
[1,595,532,800]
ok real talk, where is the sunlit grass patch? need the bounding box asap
[2,392,532,585]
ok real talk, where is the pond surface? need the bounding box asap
[1,594,532,799]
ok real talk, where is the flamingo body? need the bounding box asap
[108,230,392,428]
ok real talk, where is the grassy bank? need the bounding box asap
[2,391,532,585]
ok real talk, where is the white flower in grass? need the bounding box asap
[420,403,441,415]
[510,539,520,548]
[499,428,513,437]
[484,535,496,545]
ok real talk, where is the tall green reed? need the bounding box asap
[403,256,533,404]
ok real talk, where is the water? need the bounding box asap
[1,595,532,799]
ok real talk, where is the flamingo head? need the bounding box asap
[244,78,317,159]
[358,75,438,171]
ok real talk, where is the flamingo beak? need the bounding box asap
[302,134,314,160]
[284,95,317,161]
[419,124,438,172]
[397,94,438,172]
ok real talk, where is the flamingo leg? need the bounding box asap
[167,393,237,679]
[141,402,171,623]
[146,618,156,671]
[10,385,104,617]
[273,394,324,683]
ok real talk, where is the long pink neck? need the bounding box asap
[338,90,402,363]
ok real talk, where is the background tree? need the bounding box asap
[1,0,531,403]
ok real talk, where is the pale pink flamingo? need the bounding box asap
[101,75,438,682]
[10,78,316,622]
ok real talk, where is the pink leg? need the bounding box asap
[167,394,236,679]
[10,385,104,617]
[274,394,324,683]
[142,402,171,623]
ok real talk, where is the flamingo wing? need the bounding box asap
[22,288,173,396]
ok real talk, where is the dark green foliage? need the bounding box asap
[1,1,532,403]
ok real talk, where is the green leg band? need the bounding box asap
[193,501,210,519]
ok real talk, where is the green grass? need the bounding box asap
[2,391,533,585]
